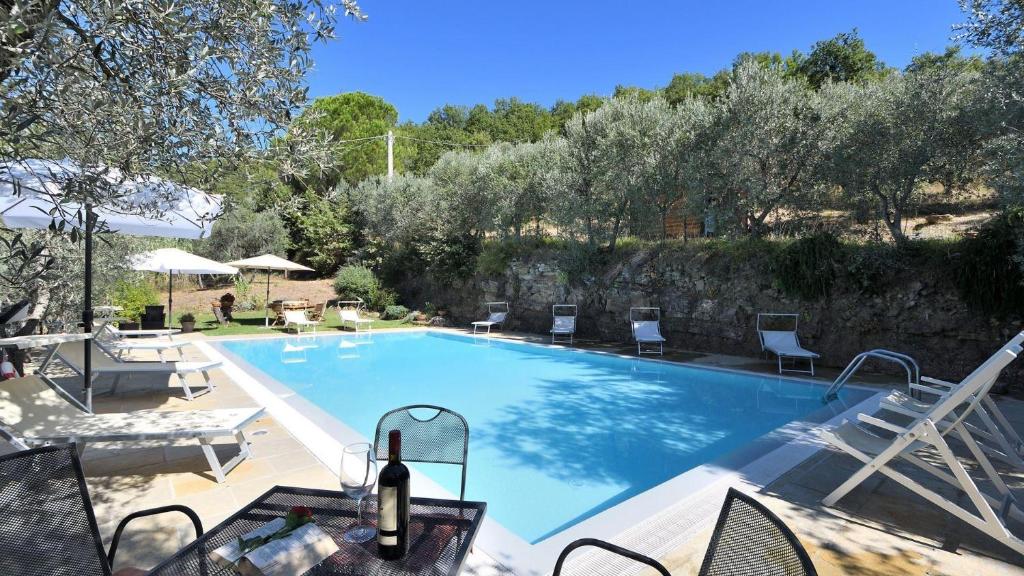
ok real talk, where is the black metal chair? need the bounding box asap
[0,443,203,576]
[552,488,817,576]
[374,405,469,500]
[552,538,671,576]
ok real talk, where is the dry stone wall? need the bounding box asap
[410,247,1023,383]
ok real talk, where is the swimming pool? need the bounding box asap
[218,331,872,546]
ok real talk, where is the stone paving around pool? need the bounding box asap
[1,327,1022,575]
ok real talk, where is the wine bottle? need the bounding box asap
[377,429,410,560]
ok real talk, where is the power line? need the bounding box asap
[331,134,387,144]
[391,134,498,148]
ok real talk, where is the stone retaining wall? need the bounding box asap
[405,247,1024,383]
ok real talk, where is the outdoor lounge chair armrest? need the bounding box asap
[910,383,946,397]
[921,376,956,388]
[856,413,909,435]
[107,505,204,567]
[552,539,671,576]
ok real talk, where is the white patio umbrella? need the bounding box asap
[226,254,314,327]
[131,248,238,328]
[0,158,223,410]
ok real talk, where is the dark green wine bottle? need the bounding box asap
[377,429,410,560]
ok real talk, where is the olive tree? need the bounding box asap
[478,140,555,239]
[353,175,437,246]
[957,0,1024,54]
[2,0,364,194]
[0,0,364,329]
[702,60,830,236]
[428,149,495,241]
[549,95,673,251]
[823,65,984,241]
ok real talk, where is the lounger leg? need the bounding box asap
[985,396,1024,455]
[823,423,921,507]
[157,349,165,363]
[110,373,122,396]
[869,446,1023,552]
[777,355,782,375]
[199,438,228,483]
[973,405,1024,468]
[202,370,214,393]
[178,373,195,401]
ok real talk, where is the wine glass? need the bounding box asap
[340,442,378,543]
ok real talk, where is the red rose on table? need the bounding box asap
[289,506,314,520]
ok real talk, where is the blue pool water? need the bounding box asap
[220,332,870,543]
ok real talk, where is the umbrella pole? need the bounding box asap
[265,269,271,327]
[83,206,94,412]
[168,272,173,328]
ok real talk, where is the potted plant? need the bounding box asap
[179,312,196,333]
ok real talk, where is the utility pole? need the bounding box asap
[386,130,394,182]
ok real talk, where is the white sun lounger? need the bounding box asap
[54,340,221,401]
[472,302,508,335]
[551,304,577,345]
[338,308,372,332]
[94,323,188,362]
[282,309,319,335]
[630,307,665,355]
[100,322,181,339]
[0,375,263,483]
[757,313,819,375]
[820,335,1024,555]
[877,332,1024,469]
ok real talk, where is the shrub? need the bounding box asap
[110,279,160,321]
[381,305,410,320]
[333,265,379,305]
[772,232,843,300]
[199,204,289,263]
[954,212,1024,317]
[232,275,255,311]
[843,242,900,297]
[420,232,481,282]
[373,287,398,311]
[179,312,196,323]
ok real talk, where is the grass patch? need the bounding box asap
[175,309,417,337]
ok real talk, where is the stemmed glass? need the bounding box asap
[340,442,378,543]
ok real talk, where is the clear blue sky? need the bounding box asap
[308,1,974,123]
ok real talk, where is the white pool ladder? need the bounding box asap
[823,349,920,402]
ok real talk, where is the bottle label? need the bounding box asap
[378,486,398,546]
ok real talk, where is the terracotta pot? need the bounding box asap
[180,321,195,333]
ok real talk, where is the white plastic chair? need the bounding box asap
[757,313,819,375]
[630,307,666,355]
[472,302,509,335]
[282,309,319,335]
[551,304,577,345]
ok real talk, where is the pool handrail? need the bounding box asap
[823,349,920,402]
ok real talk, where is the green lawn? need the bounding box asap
[179,309,417,337]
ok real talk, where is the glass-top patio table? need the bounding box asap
[148,486,487,576]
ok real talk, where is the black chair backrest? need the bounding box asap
[699,488,817,576]
[143,305,165,320]
[0,444,111,576]
[552,538,671,576]
[374,405,469,500]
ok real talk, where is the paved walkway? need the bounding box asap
[2,328,1023,575]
